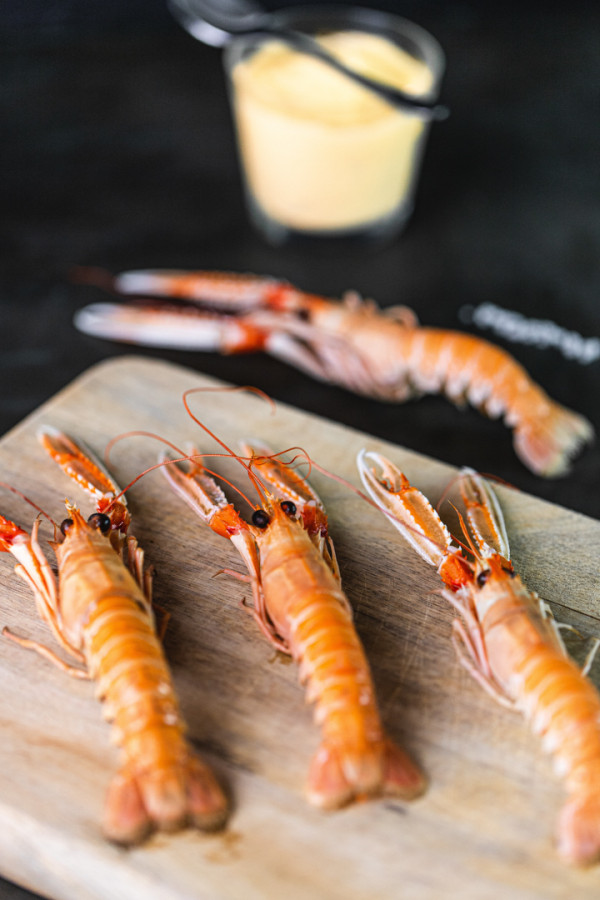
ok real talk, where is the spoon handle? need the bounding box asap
[170,0,448,120]
[268,28,448,121]
[171,0,267,34]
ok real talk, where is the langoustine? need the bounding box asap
[0,428,227,844]
[160,429,425,809]
[73,268,594,478]
[358,451,600,866]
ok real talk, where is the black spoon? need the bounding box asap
[168,0,448,121]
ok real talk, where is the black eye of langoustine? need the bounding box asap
[88,512,111,534]
[60,518,74,536]
[280,500,297,517]
[252,509,270,529]
[477,568,491,587]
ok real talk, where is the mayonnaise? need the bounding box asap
[229,31,437,233]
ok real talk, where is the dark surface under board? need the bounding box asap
[1,0,600,897]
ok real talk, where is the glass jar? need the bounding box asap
[223,6,445,244]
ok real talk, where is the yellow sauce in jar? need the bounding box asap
[230,31,435,232]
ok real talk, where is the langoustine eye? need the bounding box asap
[88,512,111,534]
[280,500,297,517]
[252,509,270,529]
[60,518,74,536]
[477,568,491,587]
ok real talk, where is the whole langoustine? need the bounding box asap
[0,428,227,844]
[358,451,600,866]
[161,433,425,810]
[73,268,594,478]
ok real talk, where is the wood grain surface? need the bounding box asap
[0,356,599,900]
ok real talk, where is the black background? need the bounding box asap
[1,1,599,896]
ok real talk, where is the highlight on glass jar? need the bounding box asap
[223,6,446,244]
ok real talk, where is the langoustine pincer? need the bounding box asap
[74,269,594,478]
[159,425,425,810]
[358,451,600,866]
[0,428,228,844]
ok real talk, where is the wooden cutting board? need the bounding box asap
[0,356,599,900]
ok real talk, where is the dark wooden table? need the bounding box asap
[1,1,599,896]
